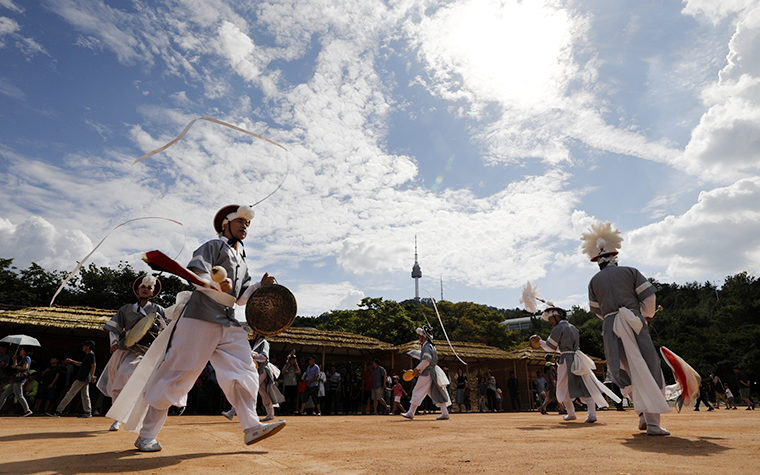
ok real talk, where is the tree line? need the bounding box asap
[0,258,193,309]
[2,258,758,387]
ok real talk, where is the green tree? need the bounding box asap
[320,297,420,346]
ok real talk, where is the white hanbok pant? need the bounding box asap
[557,361,595,419]
[140,317,261,440]
[409,374,446,408]
[106,349,141,402]
[258,372,275,418]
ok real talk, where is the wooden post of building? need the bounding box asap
[526,360,532,411]
[321,347,326,369]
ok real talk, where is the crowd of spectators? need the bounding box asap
[2,342,756,417]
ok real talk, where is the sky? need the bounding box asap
[1,0,760,317]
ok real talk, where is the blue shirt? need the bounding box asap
[18,356,31,384]
[305,363,320,387]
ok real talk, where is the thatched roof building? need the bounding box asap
[268,327,394,356]
[0,306,113,334]
[267,327,396,368]
[394,340,512,363]
[0,306,116,367]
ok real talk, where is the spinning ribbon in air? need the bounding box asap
[424,289,467,366]
[133,117,289,208]
[49,217,185,307]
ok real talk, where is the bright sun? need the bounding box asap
[413,0,579,110]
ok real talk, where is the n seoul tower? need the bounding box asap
[411,236,422,301]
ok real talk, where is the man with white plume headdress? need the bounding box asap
[130,205,285,452]
[523,283,620,423]
[581,221,671,436]
[401,325,451,421]
[99,275,168,432]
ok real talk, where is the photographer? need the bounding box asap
[281,349,300,415]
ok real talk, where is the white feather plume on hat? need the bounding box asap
[580,220,623,261]
[140,275,157,288]
[518,281,543,313]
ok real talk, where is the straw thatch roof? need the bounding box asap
[267,327,395,356]
[394,340,512,363]
[0,306,113,333]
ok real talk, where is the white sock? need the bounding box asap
[644,412,661,427]
[563,400,576,418]
[582,398,596,418]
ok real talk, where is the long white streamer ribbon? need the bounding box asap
[423,290,466,365]
[49,217,185,307]
[571,350,621,408]
[133,117,286,165]
[612,307,670,414]
[132,117,290,208]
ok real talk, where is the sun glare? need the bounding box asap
[415,0,577,110]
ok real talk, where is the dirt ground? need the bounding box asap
[2,409,759,474]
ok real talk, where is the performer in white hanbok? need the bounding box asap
[222,333,284,422]
[100,275,167,431]
[582,221,671,436]
[530,305,620,423]
[402,326,451,421]
[133,204,286,452]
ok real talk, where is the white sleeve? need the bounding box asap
[415,358,430,371]
[195,272,221,290]
[640,294,657,320]
[109,332,118,346]
[538,340,556,353]
[237,281,262,306]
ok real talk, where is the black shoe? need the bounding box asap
[694,407,700,411]
[708,407,714,411]
[46,412,61,417]
[78,413,92,418]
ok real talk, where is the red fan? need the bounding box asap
[660,346,701,408]
[142,250,210,288]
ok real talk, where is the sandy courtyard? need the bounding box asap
[2,409,758,474]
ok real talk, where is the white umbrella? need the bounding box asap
[0,335,41,347]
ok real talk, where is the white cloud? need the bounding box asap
[293,281,365,315]
[73,35,103,51]
[0,216,93,272]
[84,119,112,140]
[0,1,23,13]
[0,16,19,36]
[217,20,260,82]
[0,15,47,57]
[682,0,760,24]
[676,7,760,182]
[627,177,760,281]
[0,76,25,100]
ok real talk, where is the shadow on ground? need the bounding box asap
[1,449,265,475]
[621,434,731,456]
[0,430,105,442]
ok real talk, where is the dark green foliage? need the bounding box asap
[318,297,519,349]
[0,258,193,309]
[319,297,420,346]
